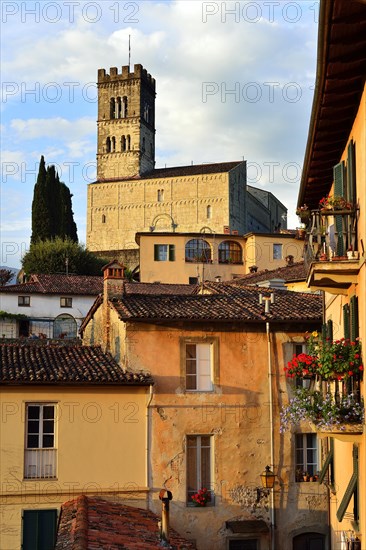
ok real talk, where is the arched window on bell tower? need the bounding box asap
[123,96,128,118]
[106,137,111,153]
[110,98,115,119]
[116,97,122,118]
[111,136,116,152]
[126,135,131,151]
[121,136,126,152]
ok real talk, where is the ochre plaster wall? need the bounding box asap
[86,317,327,550]
[0,386,149,549]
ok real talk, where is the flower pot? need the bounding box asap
[347,251,359,260]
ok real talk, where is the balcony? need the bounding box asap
[304,209,360,293]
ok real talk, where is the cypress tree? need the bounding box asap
[31,156,51,243]
[31,156,78,243]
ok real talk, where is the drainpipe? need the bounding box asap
[146,385,153,497]
[266,322,275,550]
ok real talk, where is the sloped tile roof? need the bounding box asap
[232,262,307,284]
[111,285,322,323]
[0,344,153,385]
[55,495,196,550]
[0,274,103,296]
[96,161,243,183]
[124,282,195,295]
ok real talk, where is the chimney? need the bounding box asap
[249,265,258,273]
[215,275,222,283]
[102,260,126,302]
[101,260,126,352]
[159,490,173,544]
[285,254,294,266]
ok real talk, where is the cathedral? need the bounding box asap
[86,64,287,265]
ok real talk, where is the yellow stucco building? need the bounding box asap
[298,1,366,548]
[0,344,153,550]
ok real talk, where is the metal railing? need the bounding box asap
[24,448,57,479]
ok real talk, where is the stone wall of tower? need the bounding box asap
[97,64,156,180]
[86,163,247,256]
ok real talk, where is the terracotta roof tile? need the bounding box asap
[55,496,196,550]
[232,262,307,284]
[111,285,322,323]
[124,282,195,296]
[0,274,103,296]
[0,344,153,385]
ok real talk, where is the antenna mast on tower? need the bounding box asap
[128,34,131,69]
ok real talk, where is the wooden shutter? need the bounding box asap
[350,295,359,341]
[154,244,159,261]
[347,141,356,205]
[319,438,334,484]
[326,319,333,341]
[22,509,57,550]
[343,304,350,340]
[169,245,175,261]
[336,445,359,522]
[333,161,346,255]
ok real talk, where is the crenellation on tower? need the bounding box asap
[96,63,156,181]
[97,64,156,91]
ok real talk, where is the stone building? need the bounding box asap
[87,64,287,267]
[80,261,328,550]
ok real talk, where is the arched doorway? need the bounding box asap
[293,533,325,550]
[53,314,77,339]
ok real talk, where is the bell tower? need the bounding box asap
[96,64,156,180]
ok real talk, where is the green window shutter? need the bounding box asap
[333,161,346,255]
[333,161,345,196]
[318,438,334,484]
[326,319,333,341]
[23,509,57,550]
[336,445,359,523]
[347,140,356,205]
[343,305,350,340]
[350,295,359,341]
[169,245,175,261]
[154,244,159,261]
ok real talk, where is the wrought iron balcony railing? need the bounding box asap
[304,208,358,269]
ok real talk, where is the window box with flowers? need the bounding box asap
[191,488,212,507]
[282,332,364,432]
[319,195,353,212]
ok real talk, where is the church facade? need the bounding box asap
[87,64,287,264]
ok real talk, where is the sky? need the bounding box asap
[1,0,320,268]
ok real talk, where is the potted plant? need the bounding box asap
[347,245,359,260]
[191,488,211,507]
[319,195,353,211]
[296,204,310,222]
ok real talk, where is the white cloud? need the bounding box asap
[10,117,94,140]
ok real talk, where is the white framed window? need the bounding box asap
[154,244,175,262]
[18,295,30,307]
[25,403,57,479]
[60,297,72,308]
[186,343,213,391]
[186,435,213,505]
[295,433,318,481]
[273,243,282,259]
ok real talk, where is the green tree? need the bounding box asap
[22,238,107,276]
[31,156,78,243]
[31,156,50,243]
